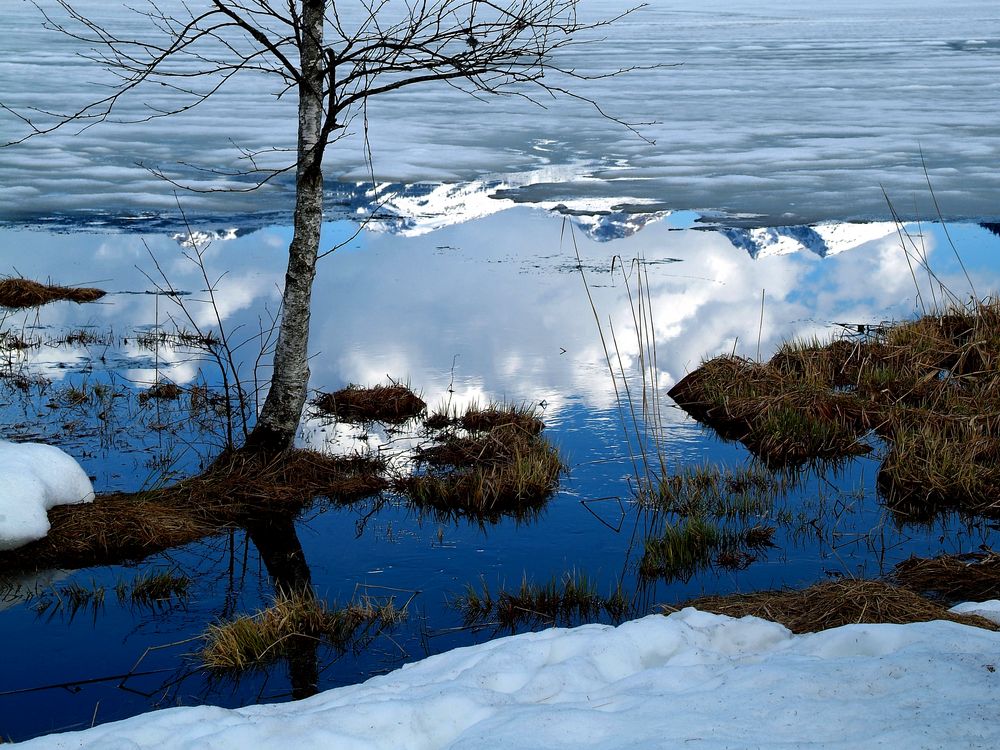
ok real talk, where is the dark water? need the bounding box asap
[2,210,999,741]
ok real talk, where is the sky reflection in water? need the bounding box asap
[2,211,1000,740]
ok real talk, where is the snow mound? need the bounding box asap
[950,600,1000,625]
[21,608,1000,749]
[0,440,95,551]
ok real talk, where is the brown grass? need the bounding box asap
[667,579,998,633]
[0,449,387,572]
[312,382,426,423]
[201,591,407,671]
[424,402,545,435]
[0,278,106,309]
[669,299,1000,511]
[397,412,562,520]
[138,381,184,405]
[892,551,1000,602]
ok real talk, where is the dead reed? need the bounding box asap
[667,579,997,633]
[892,551,1000,602]
[0,278,105,308]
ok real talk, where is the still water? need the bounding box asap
[2,210,1000,740]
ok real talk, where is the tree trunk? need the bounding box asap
[245,0,326,452]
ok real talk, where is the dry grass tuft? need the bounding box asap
[312,382,426,423]
[892,551,1000,602]
[0,449,387,572]
[669,299,1000,513]
[398,405,561,520]
[0,278,106,309]
[201,591,407,671]
[667,579,998,634]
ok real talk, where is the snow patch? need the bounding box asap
[0,441,95,551]
[950,600,1000,625]
[20,608,1000,748]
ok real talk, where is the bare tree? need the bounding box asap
[6,0,645,452]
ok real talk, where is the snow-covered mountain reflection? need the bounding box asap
[4,213,997,433]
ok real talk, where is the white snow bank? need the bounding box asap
[950,600,1000,625]
[0,440,95,551]
[21,608,1000,749]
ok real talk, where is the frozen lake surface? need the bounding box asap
[2,1,999,229]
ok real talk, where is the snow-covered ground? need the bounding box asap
[0,441,94,551]
[20,606,1000,749]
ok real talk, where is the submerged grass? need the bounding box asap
[31,579,106,621]
[455,571,631,631]
[116,569,192,608]
[666,579,998,634]
[201,591,407,671]
[639,517,776,581]
[646,464,784,520]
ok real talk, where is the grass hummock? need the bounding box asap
[669,298,1000,516]
[397,402,561,521]
[200,591,407,671]
[666,579,998,633]
[312,381,426,423]
[0,277,106,309]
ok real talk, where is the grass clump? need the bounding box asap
[0,278,105,308]
[892,551,1000,603]
[312,381,426,423]
[670,298,1000,514]
[201,591,407,671]
[138,381,183,405]
[666,579,998,634]
[668,356,872,467]
[455,571,631,631]
[397,404,561,520]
